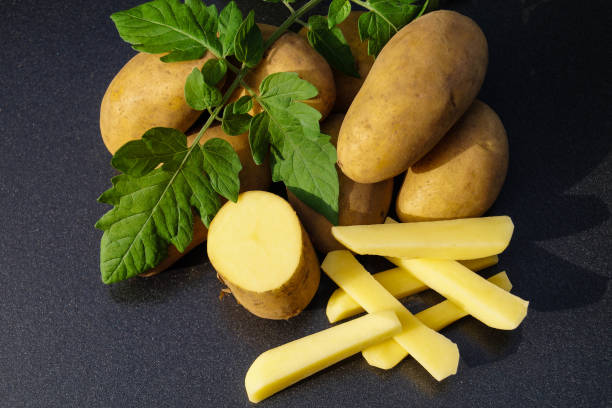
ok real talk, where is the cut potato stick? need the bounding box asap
[245,310,402,403]
[327,255,498,323]
[362,272,512,367]
[331,216,514,259]
[390,258,528,330]
[321,250,459,380]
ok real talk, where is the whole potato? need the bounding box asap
[337,10,488,183]
[141,126,272,277]
[396,100,508,222]
[100,52,218,154]
[299,12,374,113]
[287,114,393,253]
[232,24,336,119]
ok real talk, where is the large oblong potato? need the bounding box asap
[337,10,488,183]
[287,114,393,253]
[233,24,336,119]
[396,100,508,222]
[100,52,218,154]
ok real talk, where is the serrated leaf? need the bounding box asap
[185,0,223,55]
[369,0,421,29]
[185,67,222,110]
[234,11,264,67]
[222,96,253,136]
[358,11,392,57]
[110,0,211,59]
[259,72,319,101]
[201,138,242,202]
[248,112,271,165]
[202,59,227,86]
[160,46,207,62]
[270,132,339,225]
[307,15,359,78]
[328,0,351,27]
[180,147,221,226]
[218,1,243,56]
[111,128,188,177]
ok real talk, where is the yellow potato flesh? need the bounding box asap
[321,251,459,381]
[331,216,514,259]
[326,255,498,323]
[207,191,301,292]
[391,258,528,330]
[362,272,512,368]
[245,310,401,403]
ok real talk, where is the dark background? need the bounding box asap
[1,0,610,406]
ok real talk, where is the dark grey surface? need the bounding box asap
[1,0,611,407]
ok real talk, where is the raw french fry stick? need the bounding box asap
[331,216,514,259]
[327,255,498,323]
[244,310,402,403]
[362,272,512,368]
[321,250,459,380]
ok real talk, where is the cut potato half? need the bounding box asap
[207,191,320,319]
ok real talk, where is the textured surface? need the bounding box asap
[0,0,610,407]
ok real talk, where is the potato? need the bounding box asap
[100,51,218,154]
[140,127,272,278]
[396,100,509,222]
[207,191,320,319]
[299,12,374,113]
[232,24,336,119]
[287,114,393,253]
[337,10,488,183]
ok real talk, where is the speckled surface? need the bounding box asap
[1,0,610,407]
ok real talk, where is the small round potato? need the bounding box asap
[396,100,509,222]
[100,52,218,154]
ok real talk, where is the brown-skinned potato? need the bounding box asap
[337,11,488,183]
[287,114,394,253]
[396,100,509,222]
[100,52,219,154]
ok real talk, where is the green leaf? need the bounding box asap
[307,15,359,78]
[248,112,271,165]
[111,128,188,177]
[201,138,242,202]
[369,0,421,29]
[222,96,253,136]
[202,59,227,86]
[110,0,213,60]
[259,72,319,102]
[218,1,243,56]
[358,11,392,57]
[234,11,264,67]
[328,0,351,27]
[184,67,222,110]
[270,132,339,225]
[185,0,223,55]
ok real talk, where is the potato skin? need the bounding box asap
[100,52,218,154]
[233,24,336,119]
[396,100,508,222]
[299,12,374,113]
[287,114,394,253]
[337,10,488,183]
[141,127,271,278]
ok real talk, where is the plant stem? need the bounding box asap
[265,0,324,49]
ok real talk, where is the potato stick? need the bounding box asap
[321,251,459,380]
[326,255,498,323]
[331,216,514,259]
[362,272,512,367]
[245,310,402,403]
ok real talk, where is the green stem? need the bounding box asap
[350,0,399,32]
[264,0,324,49]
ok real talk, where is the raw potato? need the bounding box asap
[140,127,272,278]
[299,12,374,112]
[397,100,509,222]
[337,10,488,183]
[245,310,401,403]
[287,114,393,253]
[362,272,512,368]
[322,250,459,379]
[100,51,218,154]
[331,216,514,260]
[207,191,320,319]
[326,255,499,323]
[232,24,336,119]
